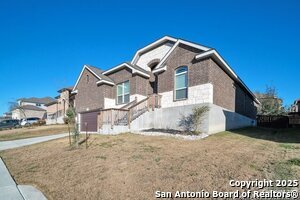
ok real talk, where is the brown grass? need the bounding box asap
[0,124,69,141]
[1,127,300,200]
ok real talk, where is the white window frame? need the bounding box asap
[117,81,130,104]
[174,66,188,100]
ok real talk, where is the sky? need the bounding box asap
[0,0,299,114]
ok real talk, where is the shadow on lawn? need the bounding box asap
[230,127,300,144]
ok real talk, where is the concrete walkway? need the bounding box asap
[0,158,47,200]
[0,133,68,151]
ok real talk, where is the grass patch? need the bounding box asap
[131,154,143,160]
[273,162,294,180]
[279,143,300,150]
[287,158,300,166]
[0,125,68,141]
[96,155,107,160]
[1,127,300,200]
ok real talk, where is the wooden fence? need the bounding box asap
[257,114,300,128]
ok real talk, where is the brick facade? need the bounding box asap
[75,68,112,113]
[156,43,257,119]
[74,40,257,119]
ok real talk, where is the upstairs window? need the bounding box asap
[86,75,89,83]
[117,81,130,104]
[175,66,188,100]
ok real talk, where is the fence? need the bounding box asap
[257,114,300,128]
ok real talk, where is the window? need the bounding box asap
[86,75,89,83]
[36,103,41,106]
[175,66,188,100]
[117,81,130,104]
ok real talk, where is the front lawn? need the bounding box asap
[1,127,299,200]
[0,124,69,141]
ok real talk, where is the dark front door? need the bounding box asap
[80,111,99,132]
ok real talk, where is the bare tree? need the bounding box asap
[8,101,27,119]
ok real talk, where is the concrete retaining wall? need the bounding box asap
[100,103,256,135]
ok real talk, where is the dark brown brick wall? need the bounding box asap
[156,43,257,119]
[75,69,112,113]
[208,59,257,119]
[157,44,206,93]
[106,68,149,101]
[235,84,257,119]
[208,59,236,111]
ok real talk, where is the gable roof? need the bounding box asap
[151,37,211,73]
[13,105,46,111]
[195,49,260,104]
[131,36,177,65]
[102,62,150,78]
[57,86,73,93]
[73,65,115,91]
[135,36,258,104]
[18,97,55,105]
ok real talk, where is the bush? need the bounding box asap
[63,117,69,124]
[66,107,76,124]
[178,105,209,134]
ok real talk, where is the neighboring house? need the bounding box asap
[255,93,284,115]
[45,87,75,124]
[72,36,259,134]
[0,112,12,122]
[12,97,55,120]
[3,112,12,118]
[17,97,55,110]
[11,105,46,120]
[290,99,300,113]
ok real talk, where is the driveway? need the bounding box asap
[0,133,68,151]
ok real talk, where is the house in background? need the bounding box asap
[12,97,55,120]
[72,36,259,134]
[45,87,75,124]
[0,112,12,122]
[290,99,300,113]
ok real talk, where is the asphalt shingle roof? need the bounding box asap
[86,65,114,83]
[18,97,56,105]
[19,105,46,111]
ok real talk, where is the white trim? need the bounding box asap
[178,39,210,51]
[71,90,78,94]
[139,38,210,74]
[102,63,150,78]
[72,65,114,91]
[195,50,260,104]
[96,80,115,86]
[131,36,177,65]
[153,40,180,71]
[152,66,167,74]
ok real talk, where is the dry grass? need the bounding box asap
[1,127,300,200]
[0,124,69,141]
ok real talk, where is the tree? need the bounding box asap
[255,85,285,115]
[65,107,79,146]
[8,101,27,119]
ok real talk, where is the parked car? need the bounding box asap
[0,119,20,130]
[20,117,40,126]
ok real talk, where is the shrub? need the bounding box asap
[178,105,209,134]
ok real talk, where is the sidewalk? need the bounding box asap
[0,133,68,151]
[0,158,47,200]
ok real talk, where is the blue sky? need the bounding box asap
[0,0,299,114]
